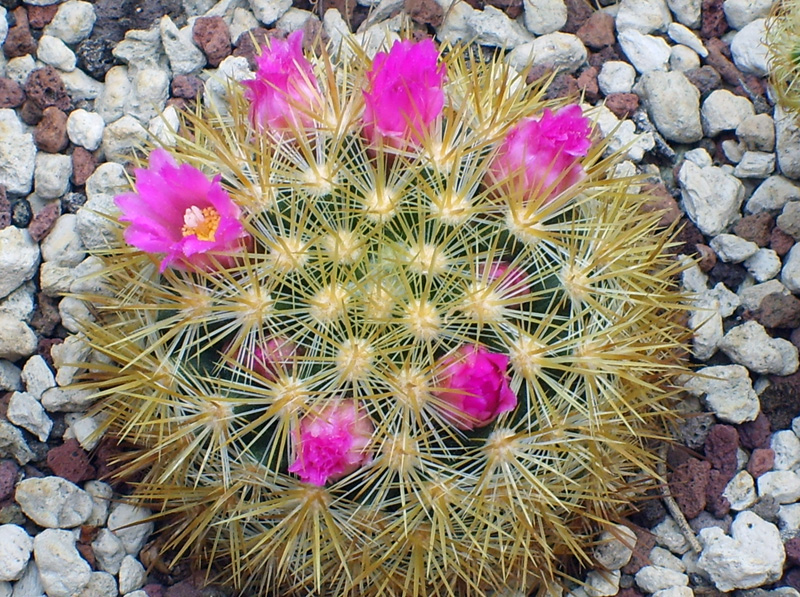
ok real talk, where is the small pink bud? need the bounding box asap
[362,39,446,151]
[488,104,592,204]
[480,261,530,304]
[433,345,517,431]
[252,337,301,380]
[243,31,320,132]
[288,399,374,486]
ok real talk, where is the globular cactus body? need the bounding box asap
[768,0,800,118]
[78,32,689,597]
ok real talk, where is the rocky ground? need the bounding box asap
[1,0,800,596]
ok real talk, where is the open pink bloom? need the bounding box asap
[251,337,301,380]
[362,39,446,150]
[243,31,320,132]
[434,345,517,430]
[114,149,248,272]
[480,261,530,304]
[289,400,374,486]
[489,104,592,203]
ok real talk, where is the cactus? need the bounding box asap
[76,32,689,597]
[767,0,800,118]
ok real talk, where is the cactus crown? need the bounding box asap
[767,0,800,118]
[77,33,689,596]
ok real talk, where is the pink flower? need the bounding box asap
[362,39,446,150]
[242,31,320,132]
[251,337,301,380]
[489,104,592,204]
[480,261,530,304]
[114,149,248,272]
[434,345,517,430]
[288,400,374,486]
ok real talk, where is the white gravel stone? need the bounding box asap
[778,201,800,240]
[698,511,784,591]
[118,556,146,594]
[203,55,254,115]
[92,528,127,575]
[5,55,36,87]
[7,391,52,442]
[592,105,655,162]
[724,139,745,164]
[744,249,782,283]
[229,7,261,40]
[781,244,800,293]
[113,26,167,69]
[148,105,180,147]
[40,214,86,267]
[160,15,206,75]
[84,480,112,527]
[669,44,700,71]
[746,175,800,214]
[60,67,104,101]
[779,503,800,539]
[734,151,775,178]
[758,470,800,503]
[0,7,6,46]
[701,89,755,137]
[653,588,694,597]
[523,0,567,35]
[710,234,758,263]
[34,529,92,597]
[108,503,155,555]
[101,115,148,163]
[0,525,32,582]
[635,566,689,593]
[42,386,95,413]
[689,283,738,360]
[650,546,686,571]
[772,430,800,470]
[0,282,34,322]
[67,108,105,151]
[0,109,36,195]
[0,420,34,465]
[77,162,129,251]
[598,61,636,95]
[684,147,714,168]
[737,113,775,152]
[11,561,44,597]
[678,160,745,236]
[65,411,103,451]
[507,32,585,73]
[683,364,759,423]
[720,320,799,376]
[652,516,691,555]
[730,18,769,77]
[667,22,707,56]
[776,105,800,180]
[723,0,773,30]
[275,7,315,31]
[49,333,91,388]
[15,476,93,528]
[77,571,117,597]
[34,152,72,200]
[43,1,96,44]
[615,0,672,33]
[36,35,77,71]
[666,0,701,27]
[96,66,133,124]
[618,28,671,73]
[19,354,55,400]
[585,570,620,597]
[635,70,702,143]
[594,525,637,571]
[249,0,292,25]
[59,295,93,333]
[0,360,21,392]
[723,470,757,510]
[0,316,38,361]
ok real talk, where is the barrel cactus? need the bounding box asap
[767,0,800,118]
[77,31,689,596]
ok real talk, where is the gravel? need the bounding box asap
[2,0,800,595]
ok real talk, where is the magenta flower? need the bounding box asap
[251,337,301,381]
[288,400,374,486]
[114,149,248,272]
[489,104,592,204]
[434,345,517,430]
[362,39,446,150]
[243,31,320,132]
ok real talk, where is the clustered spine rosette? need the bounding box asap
[77,30,689,597]
[767,0,800,119]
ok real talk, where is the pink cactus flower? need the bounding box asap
[114,149,248,272]
[434,345,517,430]
[362,38,446,150]
[243,31,320,132]
[480,261,530,303]
[489,104,592,204]
[251,337,301,380]
[289,400,374,486]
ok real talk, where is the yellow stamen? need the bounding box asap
[181,206,221,241]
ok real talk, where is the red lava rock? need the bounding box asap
[771,227,795,257]
[734,212,773,247]
[0,459,19,502]
[72,147,97,186]
[37,337,64,368]
[165,581,204,597]
[709,261,747,292]
[484,0,522,19]
[76,542,97,569]
[144,585,166,597]
[0,77,26,109]
[544,72,579,100]
[19,98,44,126]
[25,66,71,111]
[171,74,204,99]
[785,568,800,593]
[701,0,729,38]
[738,413,772,450]
[47,439,96,484]
[747,448,775,478]
[562,0,595,34]
[752,293,800,329]
[792,327,800,352]
[405,0,445,27]
[576,11,616,50]
[640,183,681,227]
[705,38,746,89]
[30,292,61,337]
[705,469,732,518]
[605,92,640,119]
[685,65,722,99]
[705,424,739,479]
[192,16,231,68]
[3,8,38,59]
[786,537,800,567]
[673,217,705,257]
[587,45,623,69]
[621,526,656,575]
[670,458,711,520]
[0,186,9,230]
[616,589,644,597]
[576,66,599,103]
[762,371,800,430]
[28,4,59,29]
[34,106,69,153]
[695,243,717,272]
[233,27,273,68]
[28,201,61,242]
